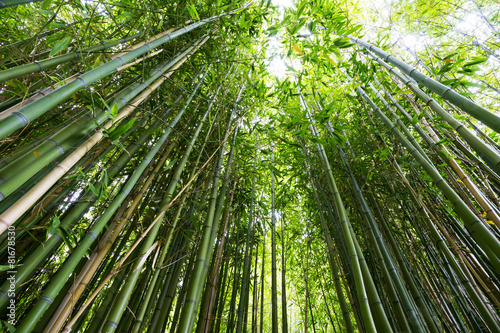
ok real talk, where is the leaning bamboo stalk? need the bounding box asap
[418,107,500,226]
[349,73,500,271]
[0,0,42,9]
[381,87,500,225]
[372,79,500,227]
[336,142,427,333]
[356,83,500,330]
[394,167,500,326]
[0,2,250,141]
[99,63,211,333]
[300,90,377,332]
[176,115,239,333]
[0,68,171,235]
[351,37,500,133]
[303,152,355,333]
[15,111,179,331]
[12,36,210,332]
[0,41,202,202]
[0,34,141,83]
[43,144,174,333]
[0,73,80,120]
[62,106,231,333]
[110,22,191,60]
[365,52,500,175]
[117,49,163,71]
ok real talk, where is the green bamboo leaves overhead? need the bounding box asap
[0,0,499,332]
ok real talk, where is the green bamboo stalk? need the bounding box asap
[365,51,500,175]
[176,114,239,333]
[351,37,500,133]
[0,2,251,141]
[271,144,279,333]
[352,79,500,272]
[96,65,210,333]
[130,69,216,333]
[252,239,260,333]
[305,173,354,333]
[0,117,159,311]
[337,145,427,333]
[356,86,500,330]
[398,167,500,331]
[0,33,142,83]
[379,83,500,226]
[367,192,442,332]
[0,0,42,9]
[299,91,377,332]
[13,125,170,332]
[348,225,394,332]
[259,232,266,333]
[235,136,258,333]
[0,42,199,202]
[281,212,289,333]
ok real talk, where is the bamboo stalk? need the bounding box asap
[0,72,166,234]
[0,33,141,83]
[381,87,500,226]
[0,2,250,141]
[350,73,500,273]
[42,141,175,333]
[117,49,163,71]
[300,90,377,332]
[110,22,191,60]
[0,73,80,120]
[365,52,500,176]
[351,37,500,133]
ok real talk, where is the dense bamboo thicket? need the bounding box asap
[0,0,499,332]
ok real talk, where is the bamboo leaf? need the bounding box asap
[88,183,99,197]
[463,57,488,67]
[109,119,135,140]
[49,37,72,57]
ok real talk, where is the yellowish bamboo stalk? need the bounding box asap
[110,21,191,60]
[404,94,500,226]
[0,66,177,234]
[62,100,236,333]
[43,145,174,333]
[117,49,163,71]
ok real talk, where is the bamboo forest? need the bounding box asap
[1,0,500,331]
